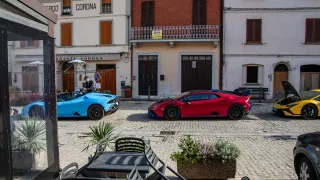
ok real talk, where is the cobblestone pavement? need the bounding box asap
[58,101,320,180]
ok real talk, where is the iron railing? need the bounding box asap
[131,25,220,40]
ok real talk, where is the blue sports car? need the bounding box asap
[21,92,119,120]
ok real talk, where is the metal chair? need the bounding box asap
[127,165,144,180]
[144,140,186,180]
[115,137,146,153]
[60,162,79,179]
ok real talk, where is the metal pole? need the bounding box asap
[148,86,151,101]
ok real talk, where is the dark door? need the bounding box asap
[62,62,74,93]
[0,28,12,179]
[97,64,116,95]
[138,55,158,96]
[22,66,39,92]
[181,55,212,92]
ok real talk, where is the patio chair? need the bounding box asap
[115,137,146,153]
[144,140,186,180]
[60,163,143,180]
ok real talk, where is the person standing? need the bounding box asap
[83,76,94,93]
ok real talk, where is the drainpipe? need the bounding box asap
[219,0,224,90]
[130,0,133,91]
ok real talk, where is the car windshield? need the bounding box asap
[170,92,190,99]
[300,91,320,100]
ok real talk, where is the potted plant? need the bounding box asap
[171,135,240,180]
[124,85,132,98]
[12,118,46,171]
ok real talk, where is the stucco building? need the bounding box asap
[131,0,221,99]
[223,0,320,99]
[40,0,131,96]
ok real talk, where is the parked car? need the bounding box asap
[272,81,320,119]
[293,132,320,180]
[148,90,252,120]
[21,92,119,120]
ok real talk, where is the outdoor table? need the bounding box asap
[86,152,150,178]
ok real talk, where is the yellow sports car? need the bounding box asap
[273,81,320,119]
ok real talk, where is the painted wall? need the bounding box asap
[132,42,220,99]
[224,0,320,8]
[132,0,221,27]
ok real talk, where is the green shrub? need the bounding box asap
[171,136,240,164]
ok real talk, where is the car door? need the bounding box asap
[200,93,223,116]
[180,93,209,117]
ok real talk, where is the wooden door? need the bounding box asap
[22,66,39,92]
[138,57,158,96]
[181,55,212,93]
[62,65,74,93]
[99,69,116,94]
[273,71,288,93]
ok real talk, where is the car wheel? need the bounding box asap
[29,106,44,119]
[163,106,180,120]
[227,104,244,120]
[299,156,317,180]
[88,105,104,120]
[301,104,318,120]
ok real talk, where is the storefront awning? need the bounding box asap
[56,53,121,61]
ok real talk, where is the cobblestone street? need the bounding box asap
[58,101,320,180]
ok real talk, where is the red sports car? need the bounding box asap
[148,90,252,120]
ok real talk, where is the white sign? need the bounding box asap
[192,61,196,68]
[96,83,101,89]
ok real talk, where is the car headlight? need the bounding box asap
[107,98,116,104]
[286,104,297,108]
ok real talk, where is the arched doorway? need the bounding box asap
[300,65,320,92]
[273,64,289,98]
[61,62,75,93]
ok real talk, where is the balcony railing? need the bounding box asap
[131,25,220,41]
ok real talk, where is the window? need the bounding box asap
[61,23,72,46]
[100,21,113,45]
[62,0,72,15]
[246,19,262,43]
[208,94,218,99]
[141,1,155,27]
[101,0,112,13]
[186,94,208,101]
[192,0,206,25]
[20,40,39,48]
[246,66,259,83]
[305,19,320,43]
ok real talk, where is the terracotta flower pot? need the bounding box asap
[12,151,35,171]
[125,89,132,98]
[177,160,237,180]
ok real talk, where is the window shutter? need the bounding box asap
[61,23,72,46]
[315,19,320,41]
[141,2,148,27]
[305,19,313,42]
[106,21,113,44]
[147,1,155,26]
[192,0,199,25]
[67,23,72,46]
[246,20,253,42]
[254,19,262,42]
[33,40,39,47]
[199,0,207,25]
[100,21,107,44]
[61,24,65,46]
[63,0,71,7]
[20,41,25,48]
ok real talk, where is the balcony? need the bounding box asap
[131,25,220,46]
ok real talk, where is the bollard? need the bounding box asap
[148,86,151,101]
[259,87,262,103]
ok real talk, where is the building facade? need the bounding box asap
[41,0,131,96]
[131,0,221,99]
[223,0,320,99]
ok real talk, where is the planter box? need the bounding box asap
[12,151,35,171]
[125,89,132,98]
[177,160,236,180]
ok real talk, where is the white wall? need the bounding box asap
[224,0,320,8]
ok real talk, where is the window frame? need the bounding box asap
[305,18,320,43]
[192,0,207,25]
[101,0,112,14]
[61,0,72,16]
[99,20,113,45]
[60,22,73,47]
[242,65,264,85]
[141,1,155,27]
[246,19,262,44]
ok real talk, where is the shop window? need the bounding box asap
[62,0,72,15]
[100,21,112,45]
[101,0,112,13]
[305,19,320,43]
[246,19,262,43]
[61,23,72,46]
